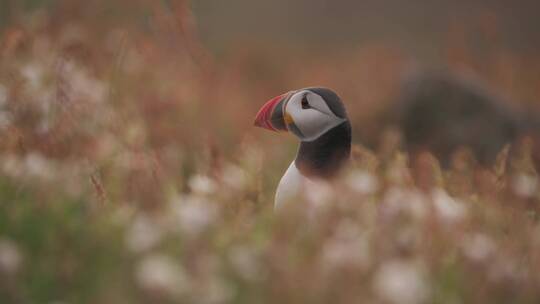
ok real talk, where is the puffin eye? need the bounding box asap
[301,96,310,109]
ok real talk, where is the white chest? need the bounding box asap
[275,162,304,210]
[275,161,332,211]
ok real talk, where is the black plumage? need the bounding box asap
[307,87,348,119]
[296,121,351,178]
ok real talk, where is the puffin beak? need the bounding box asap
[254,93,289,132]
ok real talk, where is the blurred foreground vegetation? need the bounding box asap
[1,1,540,303]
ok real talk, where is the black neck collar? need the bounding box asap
[295,121,351,178]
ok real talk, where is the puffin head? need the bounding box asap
[254,87,348,141]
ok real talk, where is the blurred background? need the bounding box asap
[1,1,540,303]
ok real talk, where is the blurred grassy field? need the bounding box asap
[1,1,540,303]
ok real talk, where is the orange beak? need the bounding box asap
[254,93,288,131]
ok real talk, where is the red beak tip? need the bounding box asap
[253,93,286,131]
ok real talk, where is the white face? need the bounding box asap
[285,90,346,142]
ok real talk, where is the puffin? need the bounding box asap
[254,87,352,210]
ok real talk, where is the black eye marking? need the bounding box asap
[301,95,310,109]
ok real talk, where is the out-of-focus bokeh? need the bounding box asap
[1,1,540,303]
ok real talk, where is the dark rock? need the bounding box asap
[394,70,526,168]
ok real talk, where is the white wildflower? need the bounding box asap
[381,187,427,220]
[171,196,217,238]
[373,259,429,304]
[432,188,467,224]
[25,153,55,180]
[321,220,370,272]
[63,60,107,104]
[21,63,44,91]
[345,170,378,195]
[228,245,262,281]
[0,238,22,275]
[512,174,537,198]
[3,153,56,180]
[126,214,163,253]
[461,233,496,262]
[135,254,189,297]
[189,174,217,195]
[304,179,335,211]
[73,70,107,105]
[221,164,248,190]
